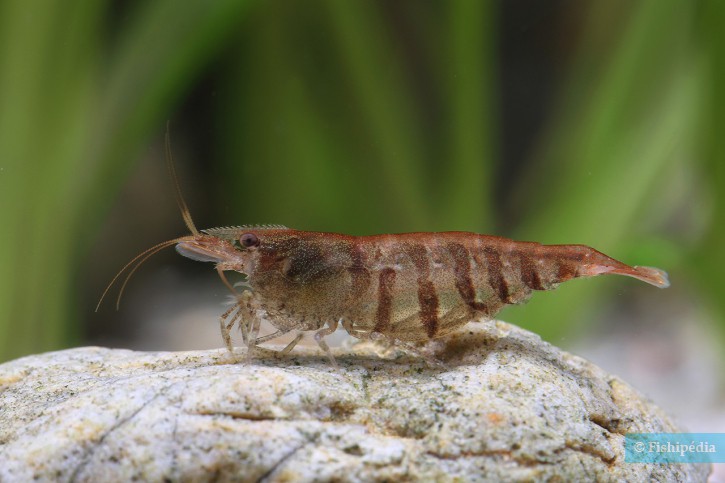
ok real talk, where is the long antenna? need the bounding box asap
[166,122,199,236]
[97,125,203,311]
[95,235,196,311]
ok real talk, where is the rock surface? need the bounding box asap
[0,320,711,482]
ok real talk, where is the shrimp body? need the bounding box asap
[175,227,669,358]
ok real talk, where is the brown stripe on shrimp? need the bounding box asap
[556,262,579,282]
[517,250,546,291]
[446,241,487,313]
[347,240,372,299]
[403,243,440,338]
[483,245,511,304]
[374,267,397,333]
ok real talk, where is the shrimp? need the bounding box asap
[98,129,670,365]
[174,227,669,363]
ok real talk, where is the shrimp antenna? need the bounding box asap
[97,124,202,311]
[95,236,196,311]
[166,122,199,236]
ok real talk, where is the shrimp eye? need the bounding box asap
[240,233,260,248]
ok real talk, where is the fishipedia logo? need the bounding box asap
[625,433,724,463]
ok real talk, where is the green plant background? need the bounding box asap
[0,0,721,363]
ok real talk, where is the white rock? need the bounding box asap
[0,320,711,482]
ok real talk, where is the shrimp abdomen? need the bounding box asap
[346,233,669,342]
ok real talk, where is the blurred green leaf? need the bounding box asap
[440,0,494,232]
[694,0,725,334]
[0,0,251,361]
[0,0,101,358]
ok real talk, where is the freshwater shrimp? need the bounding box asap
[98,130,670,365]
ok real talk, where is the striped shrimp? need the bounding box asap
[173,227,669,364]
[99,131,670,365]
